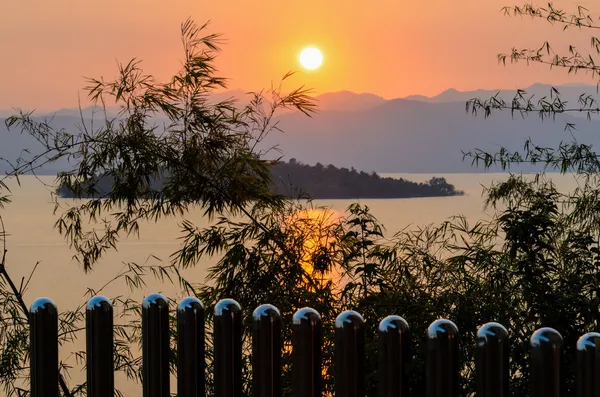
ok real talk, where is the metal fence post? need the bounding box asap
[252,304,282,397]
[576,332,600,397]
[334,310,365,397]
[30,297,59,397]
[378,315,410,397]
[86,296,114,397]
[32,292,600,397]
[292,308,322,397]
[142,293,170,397]
[427,319,459,397]
[476,322,509,397]
[177,297,205,397]
[214,299,243,397]
[530,327,563,397]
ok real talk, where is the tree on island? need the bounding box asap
[56,159,463,200]
[270,160,462,198]
[1,7,600,397]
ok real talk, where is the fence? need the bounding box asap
[28,293,600,397]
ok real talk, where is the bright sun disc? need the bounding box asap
[299,47,323,70]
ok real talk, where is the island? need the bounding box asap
[56,159,463,199]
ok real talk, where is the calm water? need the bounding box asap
[2,173,585,305]
[0,172,583,394]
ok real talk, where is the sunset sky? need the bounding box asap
[1,0,597,110]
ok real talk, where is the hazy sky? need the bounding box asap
[1,0,597,110]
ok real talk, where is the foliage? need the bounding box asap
[192,176,600,396]
[4,174,600,396]
[464,2,600,175]
[4,18,315,272]
[459,2,600,394]
[0,17,316,396]
[1,4,600,397]
[184,4,600,395]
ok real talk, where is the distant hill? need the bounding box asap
[56,160,463,199]
[403,83,598,106]
[314,91,386,112]
[2,82,600,175]
[261,95,600,173]
[0,115,81,174]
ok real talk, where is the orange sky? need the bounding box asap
[1,0,597,110]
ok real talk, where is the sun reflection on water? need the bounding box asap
[287,207,343,289]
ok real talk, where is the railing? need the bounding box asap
[28,294,600,397]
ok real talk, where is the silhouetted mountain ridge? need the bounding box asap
[2,82,599,174]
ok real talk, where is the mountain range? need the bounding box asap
[2,82,600,174]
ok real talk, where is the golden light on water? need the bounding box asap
[289,207,340,286]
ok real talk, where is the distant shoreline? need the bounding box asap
[55,160,464,200]
[17,170,567,177]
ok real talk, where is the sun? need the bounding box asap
[299,47,323,70]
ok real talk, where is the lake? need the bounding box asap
[0,172,584,394]
[1,172,585,306]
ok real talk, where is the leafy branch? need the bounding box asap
[465,3,600,173]
[502,3,600,31]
